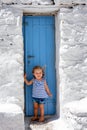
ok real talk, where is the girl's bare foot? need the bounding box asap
[31,116,38,121]
[39,116,44,122]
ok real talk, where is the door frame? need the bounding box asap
[23,12,59,118]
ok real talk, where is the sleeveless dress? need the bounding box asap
[32,79,48,98]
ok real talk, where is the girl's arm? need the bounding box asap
[24,74,33,86]
[44,80,52,97]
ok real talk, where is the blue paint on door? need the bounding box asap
[23,16,56,116]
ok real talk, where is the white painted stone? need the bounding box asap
[1,0,53,5]
[63,98,87,130]
[59,4,87,102]
[0,103,24,130]
[64,98,87,116]
[30,118,71,130]
[0,1,87,130]
[2,0,15,3]
[58,0,87,5]
[0,7,24,130]
[59,4,87,130]
[1,0,87,5]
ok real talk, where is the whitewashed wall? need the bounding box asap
[57,0,87,5]
[0,0,87,130]
[60,4,87,103]
[0,7,24,109]
[0,7,25,130]
[59,4,87,130]
[0,0,53,5]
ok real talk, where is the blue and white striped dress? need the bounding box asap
[32,79,48,98]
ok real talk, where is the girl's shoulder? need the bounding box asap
[41,78,47,83]
[41,79,46,85]
[32,78,35,82]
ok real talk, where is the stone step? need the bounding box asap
[0,103,24,130]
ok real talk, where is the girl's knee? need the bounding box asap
[34,103,39,109]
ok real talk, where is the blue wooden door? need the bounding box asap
[23,16,56,116]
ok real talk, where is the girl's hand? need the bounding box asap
[48,93,52,97]
[24,73,27,79]
[24,73,33,85]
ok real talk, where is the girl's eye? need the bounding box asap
[36,73,41,74]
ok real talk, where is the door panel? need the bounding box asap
[23,16,56,116]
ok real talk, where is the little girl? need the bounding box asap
[24,65,52,122]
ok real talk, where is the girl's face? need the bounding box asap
[33,69,43,80]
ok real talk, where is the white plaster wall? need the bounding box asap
[1,0,53,5]
[0,6,25,130]
[0,1,87,130]
[59,4,87,129]
[57,0,87,5]
[0,7,24,109]
[0,104,24,130]
[59,4,87,103]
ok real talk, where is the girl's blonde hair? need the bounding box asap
[32,66,44,78]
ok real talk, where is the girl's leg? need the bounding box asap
[31,102,39,121]
[39,104,44,122]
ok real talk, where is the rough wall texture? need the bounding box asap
[0,104,24,130]
[59,4,87,130]
[0,7,24,130]
[0,7,24,108]
[0,0,53,5]
[58,0,87,5]
[0,0,87,130]
[0,6,24,130]
[59,4,87,104]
